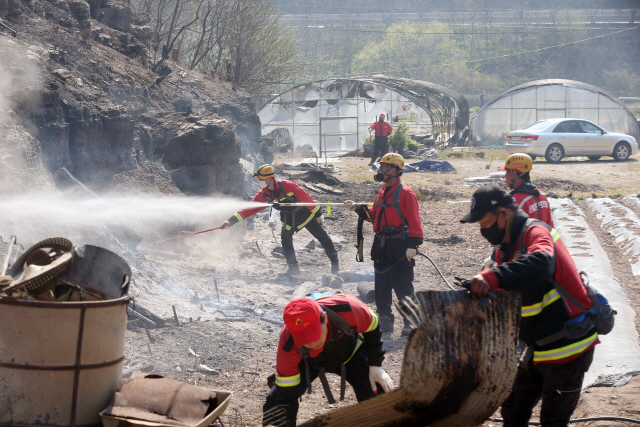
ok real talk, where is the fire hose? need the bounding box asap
[489,416,640,425]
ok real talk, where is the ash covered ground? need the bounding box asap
[122,160,640,426]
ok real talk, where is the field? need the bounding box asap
[124,151,640,426]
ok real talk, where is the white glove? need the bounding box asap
[369,366,394,393]
[406,248,417,261]
[344,200,357,211]
[220,220,231,230]
[316,214,324,226]
[482,256,495,269]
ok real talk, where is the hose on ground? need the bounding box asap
[488,416,640,425]
[416,251,456,291]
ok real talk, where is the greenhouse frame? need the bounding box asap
[470,79,640,146]
[258,77,470,157]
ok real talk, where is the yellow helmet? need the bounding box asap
[253,164,275,180]
[380,153,404,170]
[504,153,533,174]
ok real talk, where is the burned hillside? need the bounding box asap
[1,0,264,197]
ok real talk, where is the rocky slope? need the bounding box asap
[1,0,264,197]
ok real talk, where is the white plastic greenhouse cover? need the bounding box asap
[551,198,640,389]
[470,79,640,146]
[258,82,433,155]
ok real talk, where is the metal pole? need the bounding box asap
[291,88,295,149]
[318,87,322,161]
[356,82,360,150]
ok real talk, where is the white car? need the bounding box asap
[505,118,638,163]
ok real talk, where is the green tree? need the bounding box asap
[388,121,412,151]
[352,22,469,85]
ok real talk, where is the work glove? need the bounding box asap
[316,214,324,226]
[369,366,394,393]
[344,200,357,211]
[406,248,417,261]
[268,220,277,228]
[482,256,495,269]
[220,220,230,230]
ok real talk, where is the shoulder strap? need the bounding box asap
[322,306,356,337]
[392,183,408,230]
[519,219,589,315]
[282,334,295,352]
[276,180,286,199]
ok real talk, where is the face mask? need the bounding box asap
[258,180,268,188]
[374,167,395,182]
[481,215,506,245]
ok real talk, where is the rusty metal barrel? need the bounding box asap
[0,245,131,427]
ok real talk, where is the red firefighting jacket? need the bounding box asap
[369,121,393,137]
[511,181,555,228]
[367,180,423,245]
[227,180,319,230]
[274,294,383,387]
[480,210,599,365]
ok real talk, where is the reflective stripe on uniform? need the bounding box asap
[233,213,243,222]
[518,195,534,210]
[275,373,301,387]
[365,309,379,332]
[533,332,598,362]
[550,228,559,243]
[297,206,320,229]
[521,289,561,317]
[343,334,364,365]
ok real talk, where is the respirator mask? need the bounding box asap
[374,167,397,182]
[258,180,268,188]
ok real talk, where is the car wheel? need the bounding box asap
[587,156,600,161]
[529,156,537,161]
[613,142,631,161]
[545,144,564,163]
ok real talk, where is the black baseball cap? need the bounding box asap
[460,185,514,223]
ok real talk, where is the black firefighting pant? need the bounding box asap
[262,345,383,427]
[501,347,595,427]
[374,258,414,318]
[281,218,338,266]
[372,135,389,162]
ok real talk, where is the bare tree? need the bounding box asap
[133,0,299,93]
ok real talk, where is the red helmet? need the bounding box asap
[379,114,385,119]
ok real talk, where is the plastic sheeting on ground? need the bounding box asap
[550,198,640,388]
[588,197,640,276]
[404,160,456,173]
[370,159,456,174]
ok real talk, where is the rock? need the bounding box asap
[321,274,344,289]
[337,270,375,283]
[96,4,132,32]
[356,281,375,303]
[156,116,244,195]
[0,0,9,17]
[52,68,72,80]
[292,281,324,300]
[131,25,152,42]
[68,0,91,27]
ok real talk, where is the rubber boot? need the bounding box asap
[401,318,413,337]
[287,263,300,276]
[379,315,394,333]
[331,260,340,275]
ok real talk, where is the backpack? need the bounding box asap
[519,219,616,346]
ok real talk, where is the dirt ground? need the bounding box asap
[124,151,640,426]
